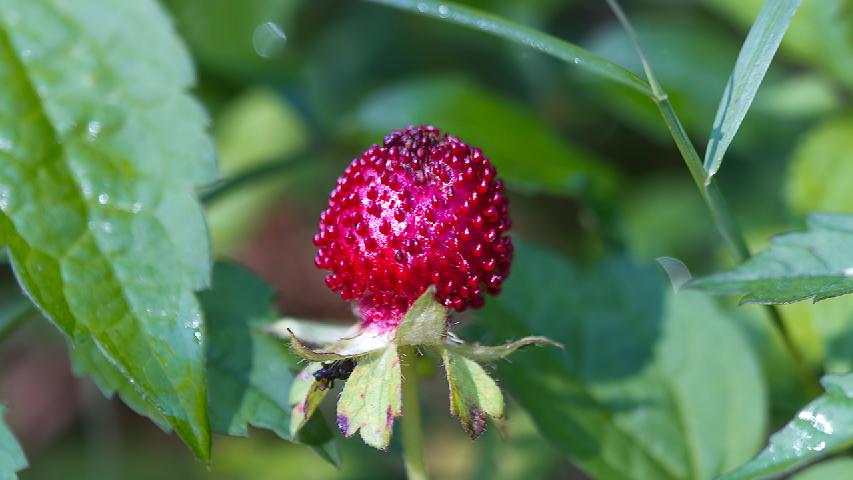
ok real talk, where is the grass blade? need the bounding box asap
[703,0,801,181]
[364,0,652,96]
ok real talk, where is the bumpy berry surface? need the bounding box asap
[314,126,513,331]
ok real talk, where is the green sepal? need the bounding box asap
[395,287,449,346]
[287,327,391,362]
[265,318,355,345]
[441,348,505,439]
[445,336,563,362]
[288,363,333,438]
[337,345,402,450]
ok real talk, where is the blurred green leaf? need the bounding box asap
[207,88,308,254]
[720,373,853,480]
[164,0,299,79]
[690,213,853,304]
[0,406,26,480]
[482,241,766,479]
[620,176,708,260]
[755,74,840,118]
[780,295,853,374]
[704,0,853,89]
[0,0,214,461]
[0,291,33,342]
[704,0,800,180]
[200,262,338,464]
[786,116,853,214]
[354,75,619,198]
[366,0,652,95]
[792,457,853,480]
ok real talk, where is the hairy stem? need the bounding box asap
[400,346,428,480]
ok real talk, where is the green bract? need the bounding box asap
[279,287,559,450]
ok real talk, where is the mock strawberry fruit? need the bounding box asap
[313,125,513,331]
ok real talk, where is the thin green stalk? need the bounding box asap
[400,346,428,480]
[201,153,316,205]
[605,0,818,394]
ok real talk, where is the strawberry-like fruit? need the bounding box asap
[314,125,513,331]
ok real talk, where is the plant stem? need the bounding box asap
[605,0,819,394]
[201,152,316,205]
[400,346,428,480]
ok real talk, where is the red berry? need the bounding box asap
[314,126,513,331]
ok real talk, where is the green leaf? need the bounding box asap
[0,0,215,461]
[792,458,853,480]
[0,406,26,480]
[441,348,504,439]
[720,373,853,480]
[200,262,337,462]
[690,213,853,304]
[786,116,853,214]
[69,336,170,430]
[337,344,402,450]
[365,0,651,96]
[395,287,448,346]
[354,75,619,198]
[445,336,562,363]
[482,241,766,479]
[703,0,853,89]
[703,0,801,180]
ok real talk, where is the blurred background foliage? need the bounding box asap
[1,0,851,478]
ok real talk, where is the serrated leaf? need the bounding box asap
[704,0,801,179]
[442,348,504,439]
[366,0,651,95]
[786,116,853,214]
[0,0,215,461]
[0,406,26,480]
[720,373,853,480]
[354,75,620,198]
[336,344,402,450]
[288,364,332,438]
[690,213,853,304]
[445,336,562,362]
[69,336,170,431]
[200,262,337,462]
[395,287,448,346]
[483,241,766,479]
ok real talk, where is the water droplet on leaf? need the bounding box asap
[252,21,287,58]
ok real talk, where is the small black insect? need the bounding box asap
[313,358,355,390]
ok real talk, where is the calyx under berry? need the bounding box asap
[313,125,513,331]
